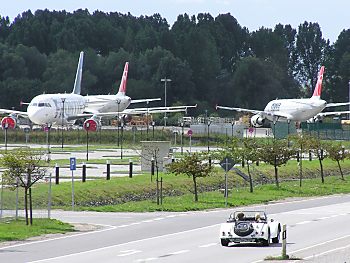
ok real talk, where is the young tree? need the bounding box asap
[166,152,212,202]
[324,142,346,180]
[258,139,295,187]
[308,136,327,183]
[1,149,47,225]
[241,138,261,193]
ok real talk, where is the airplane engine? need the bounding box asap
[83,118,100,132]
[1,116,17,129]
[250,114,265,127]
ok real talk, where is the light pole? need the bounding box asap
[207,120,211,153]
[161,78,171,127]
[152,121,155,139]
[61,98,66,149]
[180,122,184,155]
[120,122,124,159]
[146,101,149,140]
[117,99,121,146]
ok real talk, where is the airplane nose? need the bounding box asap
[28,107,53,125]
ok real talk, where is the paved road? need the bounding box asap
[1,195,350,263]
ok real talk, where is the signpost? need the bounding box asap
[70,157,76,210]
[187,129,193,154]
[219,157,235,206]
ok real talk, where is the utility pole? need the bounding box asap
[161,78,171,127]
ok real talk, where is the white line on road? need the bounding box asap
[199,243,217,248]
[170,250,190,255]
[296,220,311,225]
[118,250,141,257]
[135,257,157,262]
[27,224,220,263]
[304,243,350,260]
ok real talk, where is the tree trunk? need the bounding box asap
[337,160,344,180]
[274,156,279,187]
[24,188,29,225]
[318,154,324,183]
[29,187,33,225]
[192,175,198,202]
[247,161,253,193]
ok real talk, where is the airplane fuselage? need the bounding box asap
[84,94,131,114]
[263,98,327,122]
[27,94,86,125]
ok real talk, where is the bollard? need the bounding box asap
[129,159,133,178]
[55,163,59,185]
[282,224,287,258]
[82,162,86,182]
[296,151,300,162]
[209,155,212,168]
[171,156,175,163]
[106,160,110,180]
[309,150,312,161]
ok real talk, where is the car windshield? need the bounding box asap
[231,211,266,221]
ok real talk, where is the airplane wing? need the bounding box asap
[326,102,350,108]
[216,105,263,115]
[0,109,28,118]
[67,105,197,121]
[316,111,350,117]
[130,98,161,104]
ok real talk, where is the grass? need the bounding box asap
[0,218,74,242]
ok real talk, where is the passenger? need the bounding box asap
[236,212,244,221]
[255,213,261,222]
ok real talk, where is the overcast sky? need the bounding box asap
[0,0,348,43]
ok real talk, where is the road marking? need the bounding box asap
[118,249,141,257]
[135,257,157,262]
[153,217,164,221]
[304,243,350,259]
[199,243,217,248]
[296,220,311,225]
[250,234,350,263]
[27,224,220,263]
[170,250,189,255]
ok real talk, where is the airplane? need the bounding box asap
[0,51,86,129]
[216,66,350,127]
[72,61,197,131]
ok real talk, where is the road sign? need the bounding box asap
[219,157,235,172]
[70,157,76,171]
[187,129,193,137]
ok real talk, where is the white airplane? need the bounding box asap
[73,61,197,131]
[0,51,86,128]
[216,66,350,127]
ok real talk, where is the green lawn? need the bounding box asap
[0,218,74,242]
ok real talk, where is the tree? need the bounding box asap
[1,149,47,225]
[324,142,346,180]
[258,140,295,187]
[241,138,261,192]
[166,153,212,202]
[308,136,327,183]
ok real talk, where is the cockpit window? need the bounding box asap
[37,102,51,107]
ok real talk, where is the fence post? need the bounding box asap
[55,163,59,185]
[151,158,155,182]
[129,159,133,178]
[106,160,110,180]
[82,162,86,182]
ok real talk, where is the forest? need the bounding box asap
[0,9,349,118]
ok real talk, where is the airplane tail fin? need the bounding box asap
[311,66,325,99]
[72,51,84,95]
[117,62,129,95]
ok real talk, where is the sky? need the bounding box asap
[0,0,349,44]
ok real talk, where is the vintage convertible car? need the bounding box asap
[219,210,281,246]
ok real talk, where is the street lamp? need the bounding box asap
[207,119,211,153]
[120,122,124,159]
[117,99,121,146]
[152,121,155,139]
[180,122,184,155]
[161,78,171,127]
[61,98,66,149]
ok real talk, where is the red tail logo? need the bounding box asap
[118,62,129,94]
[312,66,324,98]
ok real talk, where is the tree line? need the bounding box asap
[0,9,350,118]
